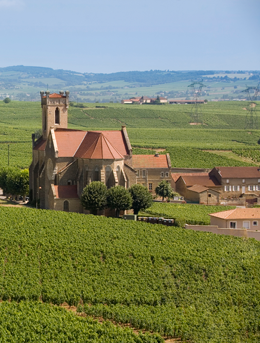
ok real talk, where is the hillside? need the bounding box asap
[0,100,260,169]
[0,206,259,342]
[0,66,259,102]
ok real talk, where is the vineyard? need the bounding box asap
[0,100,260,168]
[139,202,235,225]
[0,207,260,342]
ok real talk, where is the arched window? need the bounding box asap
[63,200,69,212]
[94,166,100,181]
[55,107,60,124]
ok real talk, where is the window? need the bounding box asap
[242,179,245,183]
[55,107,60,124]
[258,179,260,183]
[160,172,164,178]
[226,179,229,183]
[63,200,69,212]
[67,180,72,185]
[136,170,139,177]
[142,170,146,177]
[165,172,169,177]
[224,185,231,192]
[233,185,239,191]
[208,194,211,197]
[248,185,254,191]
[149,183,152,191]
[230,222,236,229]
[253,221,258,226]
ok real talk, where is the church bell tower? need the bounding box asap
[40,90,70,140]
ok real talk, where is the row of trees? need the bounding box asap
[80,180,177,217]
[0,167,29,199]
[81,182,153,217]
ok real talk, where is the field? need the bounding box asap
[0,206,260,342]
[139,203,235,225]
[0,100,260,168]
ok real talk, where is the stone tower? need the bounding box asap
[40,91,70,140]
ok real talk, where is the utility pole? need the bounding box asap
[8,144,9,166]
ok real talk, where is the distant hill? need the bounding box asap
[0,65,259,102]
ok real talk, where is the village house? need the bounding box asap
[209,208,260,230]
[121,96,168,104]
[132,154,172,195]
[30,91,171,212]
[174,166,260,205]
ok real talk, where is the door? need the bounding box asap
[243,221,250,229]
[242,186,245,193]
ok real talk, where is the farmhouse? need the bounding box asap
[209,208,260,230]
[30,91,171,212]
[121,96,168,104]
[174,166,260,205]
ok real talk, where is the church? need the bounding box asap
[29,91,172,213]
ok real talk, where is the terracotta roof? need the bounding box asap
[55,130,87,157]
[75,132,124,160]
[33,137,47,151]
[132,155,169,169]
[54,185,78,199]
[188,185,209,193]
[209,208,260,220]
[42,93,66,98]
[180,175,221,187]
[213,167,260,179]
[131,99,140,102]
[171,172,208,183]
[54,129,128,159]
[96,130,129,156]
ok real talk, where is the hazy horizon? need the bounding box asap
[0,0,259,73]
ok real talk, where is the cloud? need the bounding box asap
[0,0,24,8]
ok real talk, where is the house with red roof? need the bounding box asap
[132,154,171,194]
[30,91,172,212]
[209,208,260,230]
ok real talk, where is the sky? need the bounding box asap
[0,0,259,73]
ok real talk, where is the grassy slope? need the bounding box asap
[0,207,260,342]
[0,100,260,168]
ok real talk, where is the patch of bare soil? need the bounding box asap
[59,303,183,342]
[189,122,202,125]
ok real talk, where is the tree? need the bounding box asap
[81,181,107,215]
[107,186,132,218]
[3,98,11,103]
[155,180,173,201]
[129,184,153,215]
[0,167,29,198]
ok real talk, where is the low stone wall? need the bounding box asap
[185,224,260,241]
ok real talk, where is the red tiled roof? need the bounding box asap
[180,175,221,187]
[132,155,169,169]
[209,208,260,220]
[75,132,124,160]
[53,128,128,159]
[188,185,209,193]
[171,172,208,183]
[96,130,129,156]
[33,137,47,151]
[42,93,66,98]
[54,185,78,199]
[214,167,260,179]
[55,130,87,157]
